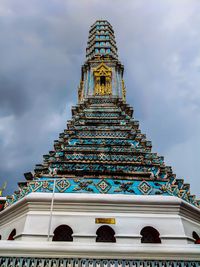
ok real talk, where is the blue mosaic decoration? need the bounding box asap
[96,179,111,193]
[138,181,152,195]
[114,181,135,193]
[5,176,197,208]
[5,177,167,206]
[56,179,70,192]
[73,179,94,192]
[4,20,200,210]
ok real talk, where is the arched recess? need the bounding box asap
[193,231,200,244]
[52,225,73,242]
[8,229,16,240]
[96,225,116,243]
[140,226,161,243]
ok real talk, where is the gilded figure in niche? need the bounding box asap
[93,63,112,96]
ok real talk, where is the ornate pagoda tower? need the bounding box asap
[0,20,200,266]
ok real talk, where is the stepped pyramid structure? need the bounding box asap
[0,20,200,266]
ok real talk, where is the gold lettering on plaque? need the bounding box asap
[95,218,116,224]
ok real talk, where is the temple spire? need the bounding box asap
[78,20,125,102]
[3,20,200,212]
[86,20,118,60]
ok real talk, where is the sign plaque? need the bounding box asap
[95,218,116,224]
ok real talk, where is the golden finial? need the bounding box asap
[0,181,7,197]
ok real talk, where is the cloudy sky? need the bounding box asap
[0,0,200,197]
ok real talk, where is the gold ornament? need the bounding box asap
[78,80,84,103]
[122,79,126,101]
[93,63,112,96]
[0,181,7,197]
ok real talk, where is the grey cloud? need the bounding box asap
[0,75,29,116]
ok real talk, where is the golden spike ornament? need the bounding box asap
[122,79,126,101]
[0,181,7,197]
[78,80,84,103]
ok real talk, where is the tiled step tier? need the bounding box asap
[4,96,200,208]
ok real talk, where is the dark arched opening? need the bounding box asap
[8,229,16,240]
[140,226,161,243]
[96,225,116,243]
[100,76,106,86]
[52,225,73,242]
[193,231,200,244]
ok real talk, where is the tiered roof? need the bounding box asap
[5,95,200,208]
[86,20,118,60]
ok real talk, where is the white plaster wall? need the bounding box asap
[181,217,200,244]
[0,193,200,246]
[48,213,186,244]
[1,193,200,260]
[0,214,26,240]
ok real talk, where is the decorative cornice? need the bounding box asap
[1,193,200,224]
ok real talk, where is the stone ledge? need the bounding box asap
[0,241,200,260]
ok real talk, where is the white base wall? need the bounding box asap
[0,193,200,259]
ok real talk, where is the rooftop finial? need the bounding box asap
[86,20,118,60]
[0,181,7,197]
[77,20,124,102]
